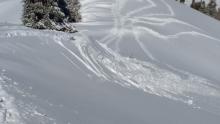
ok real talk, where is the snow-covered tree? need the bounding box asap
[23,0,81,32]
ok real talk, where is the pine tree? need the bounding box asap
[180,0,185,4]
[207,0,217,17]
[23,0,81,32]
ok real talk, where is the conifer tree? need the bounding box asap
[23,0,81,32]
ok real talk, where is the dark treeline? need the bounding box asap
[23,0,81,32]
[176,0,220,21]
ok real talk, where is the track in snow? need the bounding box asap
[74,0,220,114]
[1,0,220,122]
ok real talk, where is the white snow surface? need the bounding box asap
[0,0,22,24]
[1,0,220,123]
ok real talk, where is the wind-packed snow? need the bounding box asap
[1,0,220,124]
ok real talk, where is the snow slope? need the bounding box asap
[0,0,22,24]
[1,0,220,123]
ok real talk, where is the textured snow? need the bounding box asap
[77,0,220,111]
[0,71,23,124]
[0,0,220,124]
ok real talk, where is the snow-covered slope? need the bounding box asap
[0,0,22,24]
[1,0,220,124]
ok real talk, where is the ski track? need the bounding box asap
[1,0,220,122]
[76,0,220,114]
[56,32,220,115]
